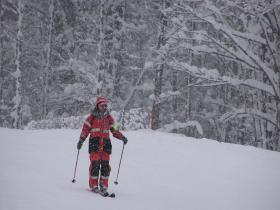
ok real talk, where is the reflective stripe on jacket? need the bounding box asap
[80,114,112,139]
[79,110,123,147]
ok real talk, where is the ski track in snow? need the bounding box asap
[1,128,280,210]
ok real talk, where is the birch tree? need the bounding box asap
[11,0,24,128]
[41,0,54,119]
[0,0,15,127]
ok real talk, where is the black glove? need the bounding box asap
[121,136,128,144]
[77,140,83,150]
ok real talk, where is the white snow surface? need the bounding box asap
[1,128,280,210]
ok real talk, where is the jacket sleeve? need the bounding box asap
[79,114,93,141]
[108,115,124,140]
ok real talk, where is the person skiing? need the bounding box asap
[77,96,128,196]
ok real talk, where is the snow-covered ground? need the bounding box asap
[1,128,280,210]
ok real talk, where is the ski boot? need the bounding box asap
[91,186,99,193]
[99,186,109,197]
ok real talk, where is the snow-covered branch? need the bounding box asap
[219,108,277,128]
[170,59,275,96]
[159,120,204,136]
[174,0,279,99]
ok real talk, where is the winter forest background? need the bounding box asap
[1,0,280,151]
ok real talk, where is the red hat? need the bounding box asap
[96,96,107,106]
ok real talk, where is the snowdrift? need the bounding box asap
[1,128,280,210]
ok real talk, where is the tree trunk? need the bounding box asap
[151,63,164,130]
[276,74,280,150]
[0,0,3,106]
[12,0,24,128]
[151,0,167,130]
[97,0,105,96]
[42,0,54,119]
[113,2,125,99]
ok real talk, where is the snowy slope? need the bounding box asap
[1,128,280,210]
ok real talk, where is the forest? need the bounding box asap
[1,0,279,151]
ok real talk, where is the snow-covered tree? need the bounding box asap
[1,0,279,151]
[0,0,25,128]
[168,0,280,149]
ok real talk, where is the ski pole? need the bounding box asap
[72,150,80,183]
[114,143,125,185]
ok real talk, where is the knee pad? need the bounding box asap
[101,160,111,177]
[90,160,100,176]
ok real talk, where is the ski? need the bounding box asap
[90,189,115,198]
[109,193,115,198]
[99,192,115,198]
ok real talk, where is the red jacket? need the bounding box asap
[80,108,123,154]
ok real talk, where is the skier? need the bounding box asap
[77,96,128,196]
